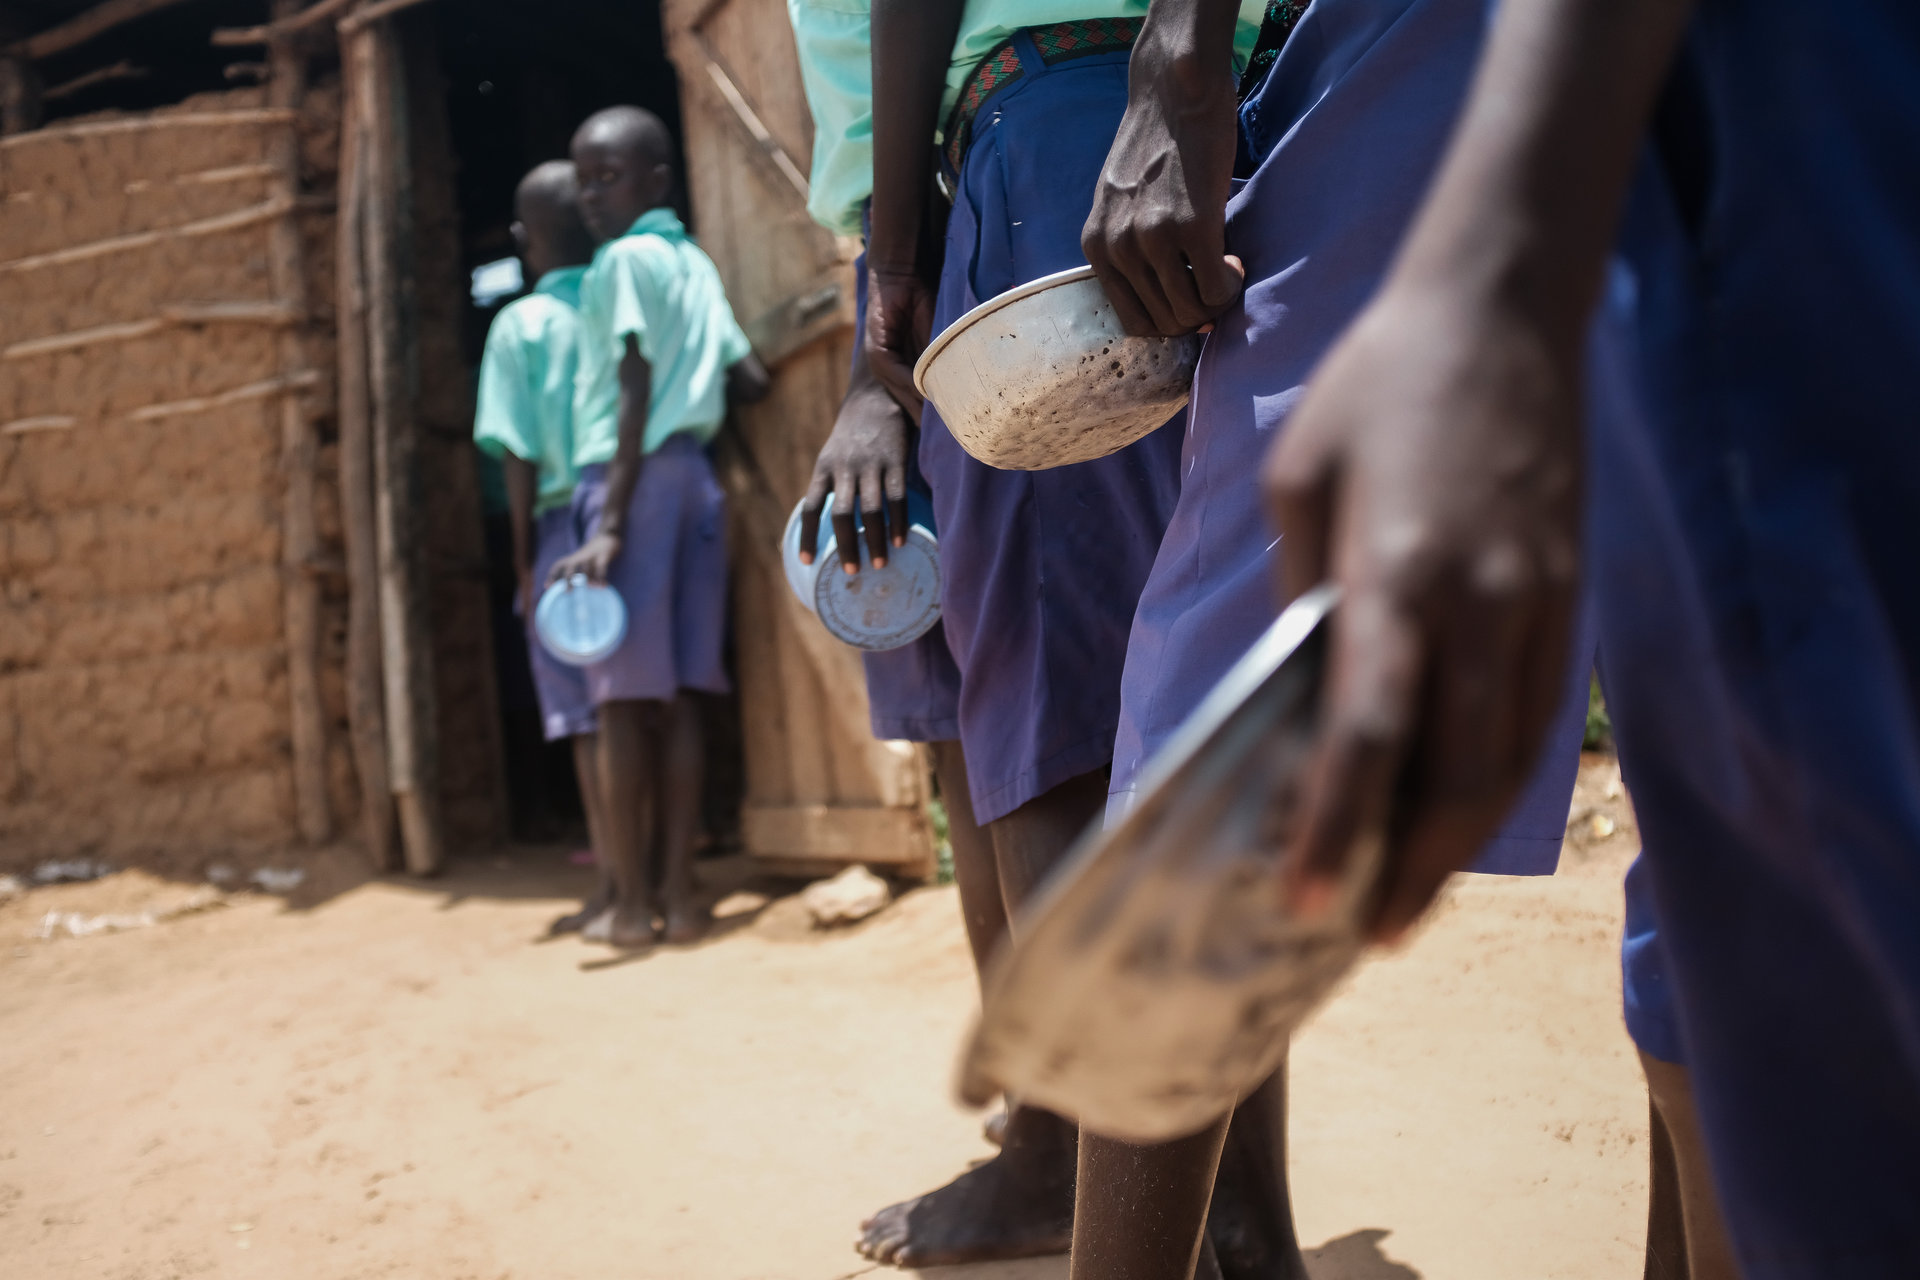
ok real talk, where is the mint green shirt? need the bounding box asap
[789,0,874,236]
[472,266,587,515]
[942,2,1270,120]
[788,0,1272,236]
[572,209,754,465]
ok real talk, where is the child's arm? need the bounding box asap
[553,334,651,585]
[1264,0,1693,941]
[501,453,539,615]
[864,0,965,417]
[798,336,912,575]
[727,351,772,405]
[1083,0,1247,336]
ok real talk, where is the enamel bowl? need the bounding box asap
[534,575,628,666]
[913,265,1202,471]
[780,493,942,651]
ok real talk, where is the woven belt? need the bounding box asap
[942,17,1144,173]
[1236,1,1309,101]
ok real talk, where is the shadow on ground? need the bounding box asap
[879,1227,1420,1280]
[1305,1228,1423,1279]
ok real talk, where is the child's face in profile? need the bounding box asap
[571,138,662,243]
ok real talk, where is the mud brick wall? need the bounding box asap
[0,88,348,871]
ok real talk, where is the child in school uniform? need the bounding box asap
[857,4,1285,1271]
[1112,0,1920,1273]
[472,161,610,935]
[550,106,769,950]
[785,0,1007,1056]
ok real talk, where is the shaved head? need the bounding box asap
[570,105,679,242]
[572,105,676,170]
[512,160,594,272]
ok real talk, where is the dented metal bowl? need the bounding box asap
[958,586,1386,1143]
[913,265,1202,472]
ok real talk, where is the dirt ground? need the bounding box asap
[1,758,1648,1280]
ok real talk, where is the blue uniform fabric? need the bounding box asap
[1621,853,1683,1065]
[1588,6,1920,1271]
[851,222,963,743]
[1107,0,1582,875]
[919,36,1184,826]
[526,506,599,741]
[570,443,731,705]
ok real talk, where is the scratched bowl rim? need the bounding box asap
[912,264,1101,396]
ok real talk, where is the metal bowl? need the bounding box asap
[913,265,1202,471]
[958,587,1382,1143]
[780,495,943,651]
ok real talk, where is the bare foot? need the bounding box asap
[583,904,658,950]
[856,1146,1073,1267]
[547,878,614,937]
[663,902,708,946]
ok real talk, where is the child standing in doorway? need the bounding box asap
[472,160,610,935]
[551,106,771,949]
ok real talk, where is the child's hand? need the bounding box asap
[516,563,537,619]
[864,264,937,421]
[1082,11,1244,336]
[1263,279,1584,944]
[800,378,912,574]
[549,532,623,587]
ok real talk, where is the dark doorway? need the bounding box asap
[430,0,743,851]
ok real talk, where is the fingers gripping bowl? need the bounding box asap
[913,266,1204,471]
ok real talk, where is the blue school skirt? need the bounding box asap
[1590,4,1920,1268]
[1106,0,1585,876]
[571,442,731,704]
[526,505,599,740]
[850,219,963,744]
[919,36,1184,825]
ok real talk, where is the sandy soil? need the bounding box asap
[0,758,1647,1280]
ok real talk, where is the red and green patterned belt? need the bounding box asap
[942,17,1144,173]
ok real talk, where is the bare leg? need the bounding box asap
[1071,1115,1232,1280]
[1207,1067,1309,1280]
[660,692,707,943]
[932,738,1013,1143]
[1642,1052,1738,1280]
[548,732,614,935]
[928,739,1008,984]
[1645,1089,1688,1280]
[588,699,659,949]
[856,771,1101,1266]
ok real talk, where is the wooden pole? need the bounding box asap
[41,60,147,102]
[212,0,359,47]
[337,18,397,870]
[355,11,445,876]
[265,0,331,847]
[11,0,207,60]
[0,55,40,134]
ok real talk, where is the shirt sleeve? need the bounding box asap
[472,305,539,462]
[719,306,753,366]
[602,242,661,366]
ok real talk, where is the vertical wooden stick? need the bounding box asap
[266,0,331,846]
[337,19,398,869]
[0,55,41,135]
[356,13,445,876]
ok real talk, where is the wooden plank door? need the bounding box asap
[663,0,936,877]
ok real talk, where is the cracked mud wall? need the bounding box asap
[0,86,350,871]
